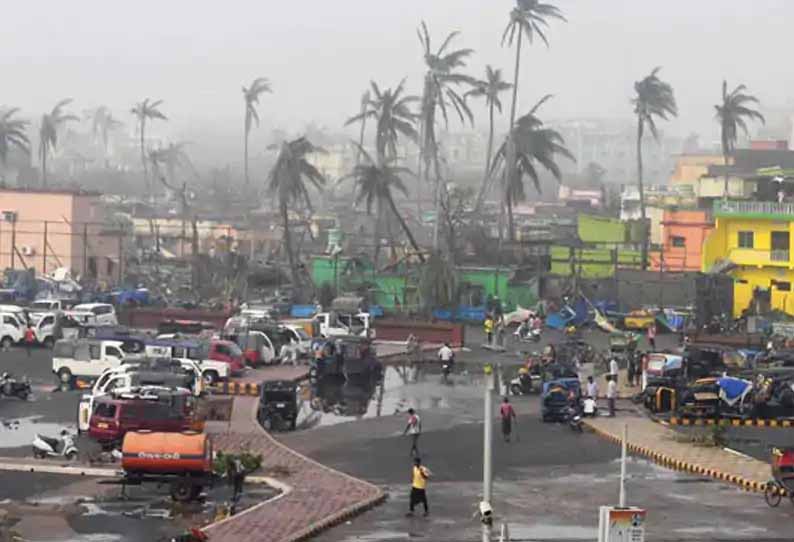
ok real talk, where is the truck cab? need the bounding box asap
[144,339,230,384]
[69,303,118,326]
[0,311,25,348]
[31,312,58,348]
[28,299,66,318]
[314,311,372,338]
[52,339,128,385]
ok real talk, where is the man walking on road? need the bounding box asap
[403,408,422,457]
[607,375,617,417]
[407,457,431,517]
[609,357,619,386]
[499,397,516,442]
[586,375,599,399]
[647,323,657,351]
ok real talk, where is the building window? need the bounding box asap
[671,236,686,248]
[775,281,791,292]
[738,231,754,249]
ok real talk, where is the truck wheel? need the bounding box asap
[170,479,194,502]
[58,368,73,385]
[43,337,54,349]
[0,337,12,350]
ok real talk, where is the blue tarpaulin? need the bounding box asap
[717,377,752,407]
[290,304,318,318]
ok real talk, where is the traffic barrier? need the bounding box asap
[584,420,786,497]
[212,381,260,396]
[668,416,794,428]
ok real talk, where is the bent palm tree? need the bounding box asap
[491,95,574,240]
[633,67,677,268]
[0,108,30,167]
[346,81,419,262]
[715,80,765,197]
[466,66,512,211]
[267,137,326,288]
[348,145,426,264]
[242,77,272,186]
[354,89,370,165]
[131,99,167,197]
[87,106,123,166]
[39,99,79,187]
[417,21,477,249]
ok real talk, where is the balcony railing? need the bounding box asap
[714,200,794,218]
[729,248,792,266]
[772,250,790,262]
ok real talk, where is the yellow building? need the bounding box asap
[702,200,794,316]
[670,154,725,186]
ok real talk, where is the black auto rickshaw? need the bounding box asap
[257,380,301,431]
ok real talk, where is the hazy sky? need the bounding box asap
[3,0,793,151]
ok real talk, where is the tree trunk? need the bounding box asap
[636,116,648,270]
[280,200,299,287]
[140,118,148,199]
[506,190,515,243]
[723,151,729,199]
[244,127,250,187]
[387,193,426,264]
[503,29,523,245]
[373,196,382,265]
[474,100,496,213]
[41,148,48,188]
[508,30,523,132]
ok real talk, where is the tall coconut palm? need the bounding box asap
[131,99,167,197]
[346,80,419,162]
[633,67,677,268]
[0,108,30,167]
[354,89,371,165]
[242,77,272,186]
[267,137,326,289]
[417,21,477,249]
[715,80,765,197]
[466,65,512,211]
[348,145,426,264]
[491,95,574,240]
[39,99,79,187]
[346,81,419,262]
[87,106,123,166]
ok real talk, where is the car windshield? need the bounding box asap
[294,329,310,340]
[30,301,52,310]
[264,391,294,404]
[226,343,242,356]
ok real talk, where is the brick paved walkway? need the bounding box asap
[586,416,773,493]
[205,387,384,542]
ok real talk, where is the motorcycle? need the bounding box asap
[0,373,31,400]
[514,324,542,343]
[32,430,78,460]
[510,370,541,395]
[567,404,584,432]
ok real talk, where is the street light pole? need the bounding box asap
[619,423,628,507]
[482,364,494,542]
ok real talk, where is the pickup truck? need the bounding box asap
[52,339,142,385]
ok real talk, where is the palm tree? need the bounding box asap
[348,145,426,264]
[131,99,167,197]
[267,137,326,288]
[715,80,765,197]
[87,106,123,166]
[466,66,512,211]
[346,81,419,263]
[417,21,477,249]
[39,99,79,187]
[633,67,677,268]
[242,77,272,186]
[354,89,370,165]
[491,95,574,240]
[0,108,30,168]
[346,80,418,162]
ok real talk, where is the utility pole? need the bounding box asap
[482,364,495,542]
[42,221,48,273]
[10,219,16,269]
[619,423,628,507]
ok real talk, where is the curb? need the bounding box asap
[0,460,119,477]
[583,420,784,497]
[668,416,794,428]
[204,395,386,542]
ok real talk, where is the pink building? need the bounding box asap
[0,188,121,281]
[649,209,713,272]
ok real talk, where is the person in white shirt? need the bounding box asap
[403,408,422,457]
[609,358,619,386]
[607,376,618,417]
[438,343,454,363]
[586,375,599,399]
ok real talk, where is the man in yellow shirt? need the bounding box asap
[484,315,494,345]
[407,457,431,517]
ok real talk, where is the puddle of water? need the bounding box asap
[0,416,76,449]
[509,523,597,539]
[676,525,768,536]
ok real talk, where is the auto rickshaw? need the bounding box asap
[257,380,301,431]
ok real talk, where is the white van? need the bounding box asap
[31,312,57,348]
[0,305,29,326]
[52,339,127,384]
[0,311,25,348]
[70,303,118,326]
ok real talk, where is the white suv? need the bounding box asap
[70,303,118,326]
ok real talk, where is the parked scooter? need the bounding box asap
[32,430,78,460]
[0,372,31,400]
